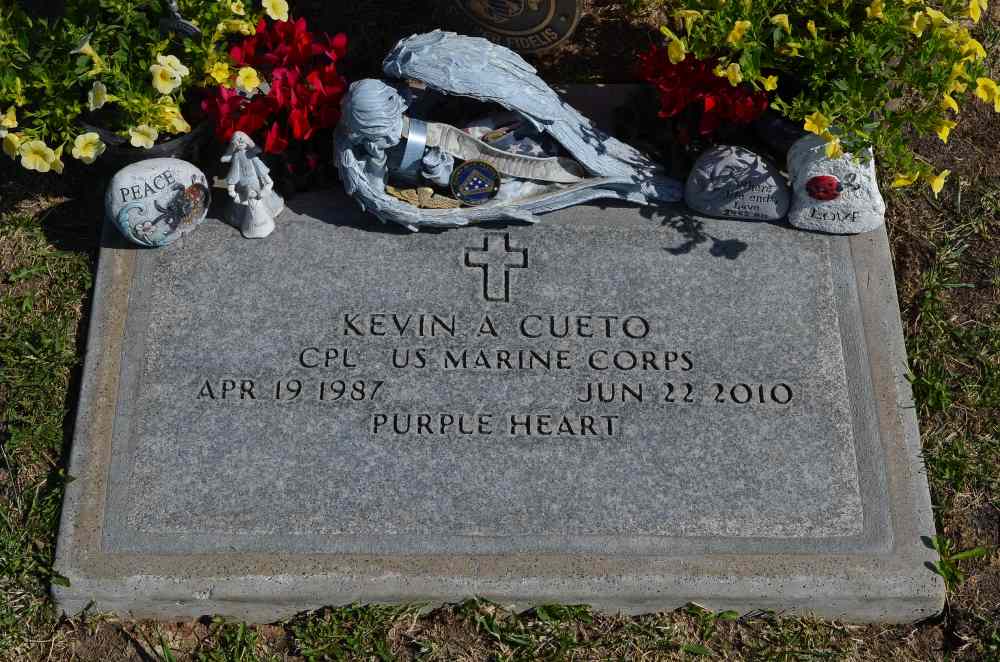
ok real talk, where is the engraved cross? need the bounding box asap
[464,233,528,303]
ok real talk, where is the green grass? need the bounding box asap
[0,213,92,660]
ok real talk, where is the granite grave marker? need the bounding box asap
[54,89,943,624]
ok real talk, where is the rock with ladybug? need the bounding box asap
[106,158,211,247]
[805,175,843,201]
[786,134,885,235]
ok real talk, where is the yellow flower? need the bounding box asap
[924,7,951,25]
[821,132,844,159]
[891,172,920,188]
[725,62,743,86]
[262,0,289,21]
[961,38,987,62]
[674,9,701,35]
[804,111,831,135]
[50,144,64,174]
[942,93,959,113]
[0,106,16,129]
[866,0,885,20]
[3,132,22,158]
[208,61,231,85]
[87,81,110,111]
[71,132,106,164]
[159,101,192,134]
[936,119,957,143]
[778,41,802,56]
[761,75,778,91]
[19,140,55,173]
[216,19,255,36]
[975,77,999,103]
[129,124,158,149]
[806,20,818,38]
[908,11,930,37]
[230,1,245,15]
[928,169,950,197]
[968,0,987,22]
[770,14,790,33]
[157,54,190,78]
[668,38,687,64]
[150,64,181,95]
[236,66,261,92]
[727,20,752,46]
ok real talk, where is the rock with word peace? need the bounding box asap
[685,145,790,221]
[786,135,885,235]
[106,158,210,247]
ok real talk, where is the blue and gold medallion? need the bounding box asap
[450,160,501,206]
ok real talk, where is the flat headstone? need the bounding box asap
[54,89,942,624]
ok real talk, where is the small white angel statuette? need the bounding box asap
[221,131,285,239]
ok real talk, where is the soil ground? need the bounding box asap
[1,1,998,660]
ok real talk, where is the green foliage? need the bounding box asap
[658,0,995,190]
[928,535,989,591]
[0,214,93,659]
[195,618,281,662]
[0,0,261,171]
[289,604,417,661]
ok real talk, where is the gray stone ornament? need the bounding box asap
[786,135,886,235]
[222,131,285,239]
[335,31,682,232]
[105,158,210,248]
[684,145,790,221]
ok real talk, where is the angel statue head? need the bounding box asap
[341,79,405,160]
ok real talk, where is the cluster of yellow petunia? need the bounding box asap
[150,54,190,95]
[662,9,806,93]
[662,0,993,197]
[2,113,107,173]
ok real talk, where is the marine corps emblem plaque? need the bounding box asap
[455,0,582,53]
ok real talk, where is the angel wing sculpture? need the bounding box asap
[335,31,681,232]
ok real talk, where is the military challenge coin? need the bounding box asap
[450,160,502,205]
[454,0,583,53]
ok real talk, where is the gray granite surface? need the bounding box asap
[54,190,942,622]
[54,87,941,624]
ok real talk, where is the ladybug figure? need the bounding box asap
[806,175,843,201]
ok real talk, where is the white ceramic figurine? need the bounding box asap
[221,131,285,239]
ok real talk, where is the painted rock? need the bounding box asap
[105,158,210,247]
[786,135,885,235]
[684,145,790,221]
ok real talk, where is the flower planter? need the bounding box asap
[80,120,213,171]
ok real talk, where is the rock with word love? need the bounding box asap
[786,135,886,235]
[106,158,210,247]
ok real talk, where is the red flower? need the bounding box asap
[639,47,769,140]
[206,14,349,171]
[265,122,289,154]
[288,106,313,140]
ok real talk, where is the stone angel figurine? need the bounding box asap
[335,31,682,232]
[221,131,285,239]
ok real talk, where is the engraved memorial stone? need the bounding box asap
[455,0,582,53]
[684,145,790,221]
[787,134,887,235]
[105,158,210,247]
[56,89,942,625]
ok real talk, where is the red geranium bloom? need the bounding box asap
[639,47,769,142]
[206,14,349,168]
